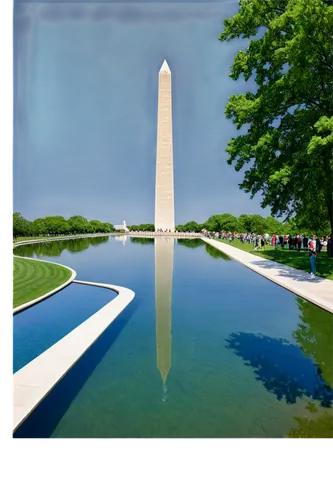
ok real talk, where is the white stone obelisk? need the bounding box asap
[154,60,175,232]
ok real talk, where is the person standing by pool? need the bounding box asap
[254,235,259,250]
[319,237,324,253]
[297,235,302,252]
[316,236,320,253]
[303,235,308,250]
[309,244,317,279]
[308,234,317,250]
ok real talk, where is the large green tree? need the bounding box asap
[67,215,89,234]
[204,213,239,232]
[43,216,70,235]
[31,218,48,236]
[219,0,333,253]
[89,220,104,233]
[13,212,32,237]
[264,216,283,235]
[238,214,253,233]
[245,214,268,234]
[183,221,201,232]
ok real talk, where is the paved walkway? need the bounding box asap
[13,280,135,433]
[202,238,333,314]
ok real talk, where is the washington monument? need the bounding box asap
[154,60,175,231]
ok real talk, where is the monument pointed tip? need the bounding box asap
[159,59,171,74]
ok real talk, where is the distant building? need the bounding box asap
[114,220,129,232]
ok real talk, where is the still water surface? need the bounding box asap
[14,236,333,438]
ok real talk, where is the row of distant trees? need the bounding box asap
[13,212,114,238]
[14,211,330,239]
[126,213,331,235]
[175,213,331,236]
[127,224,155,232]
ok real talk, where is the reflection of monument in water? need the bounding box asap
[155,237,174,401]
[115,235,128,245]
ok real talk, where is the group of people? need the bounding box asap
[128,229,329,279]
[270,234,329,253]
[216,231,331,279]
[128,230,200,237]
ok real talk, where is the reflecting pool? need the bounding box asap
[13,236,333,438]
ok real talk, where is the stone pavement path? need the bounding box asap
[202,238,333,314]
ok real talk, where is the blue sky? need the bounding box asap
[13,0,270,225]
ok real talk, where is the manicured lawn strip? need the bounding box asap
[14,235,89,243]
[13,233,121,243]
[13,257,72,308]
[216,239,333,280]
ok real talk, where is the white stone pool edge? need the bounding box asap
[203,238,333,314]
[13,280,135,433]
[13,256,77,314]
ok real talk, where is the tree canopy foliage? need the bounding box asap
[175,214,290,234]
[128,224,155,232]
[219,0,333,243]
[176,212,328,235]
[13,212,114,238]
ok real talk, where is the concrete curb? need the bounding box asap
[202,238,333,314]
[13,256,77,314]
[13,279,135,432]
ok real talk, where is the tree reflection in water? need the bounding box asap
[177,238,205,249]
[287,298,333,437]
[226,332,333,407]
[130,238,155,245]
[205,244,231,260]
[288,410,333,438]
[177,238,231,260]
[227,296,333,437]
[293,297,333,389]
[13,236,109,258]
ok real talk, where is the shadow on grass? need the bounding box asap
[14,299,139,438]
[226,332,333,407]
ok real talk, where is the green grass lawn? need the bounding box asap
[13,233,120,243]
[13,257,72,308]
[216,238,333,280]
